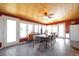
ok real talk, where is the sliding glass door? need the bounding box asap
[4,19,17,47]
[3,15,18,47]
[7,20,16,43]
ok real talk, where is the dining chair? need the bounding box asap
[46,35,53,46]
[38,37,47,50]
[43,35,51,48]
[32,35,38,48]
[33,35,44,50]
[50,35,54,45]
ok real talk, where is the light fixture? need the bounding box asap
[43,12,54,19]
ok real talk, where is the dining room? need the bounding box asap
[0,3,79,56]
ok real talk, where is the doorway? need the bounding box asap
[3,16,18,47]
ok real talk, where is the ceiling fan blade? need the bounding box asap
[48,16,52,18]
[47,14,54,18]
[49,14,54,15]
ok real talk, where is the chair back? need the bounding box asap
[51,35,53,40]
[46,35,51,42]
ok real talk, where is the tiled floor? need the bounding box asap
[0,38,79,56]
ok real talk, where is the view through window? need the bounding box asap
[20,23,27,38]
[7,19,16,43]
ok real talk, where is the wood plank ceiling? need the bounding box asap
[0,3,79,25]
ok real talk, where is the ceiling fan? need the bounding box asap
[43,12,54,18]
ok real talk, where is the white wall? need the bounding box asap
[70,25,79,41]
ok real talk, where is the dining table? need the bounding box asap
[35,34,53,48]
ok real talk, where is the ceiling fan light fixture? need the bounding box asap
[44,12,47,16]
[43,12,54,19]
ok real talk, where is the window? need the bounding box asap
[20,23,27,38]
[42,25,46,33]
[28,24,33,34]
[58,23,65,37]
[34,25,38,33]
[46,26,52,34]
[7,20,16,43]
[38,25,42,33]
[65,33,69,38]
[52,25,58,35]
